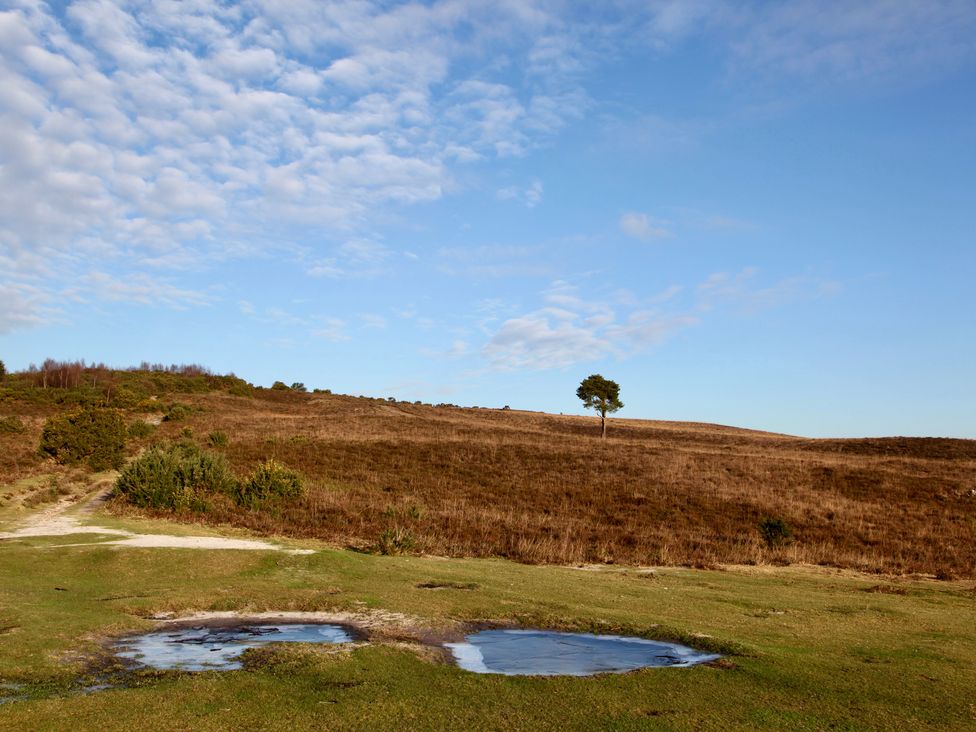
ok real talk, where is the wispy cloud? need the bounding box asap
[727,1,976,82]
[312,318,349,342]
[698,267,840,314]
[497,179,544,208]
[619,212,671,240]
[437,243,551,278]
[360,313,388,329]
[307,239,393,278]
[481,280,694,370]
[480,268,839,371]
[0,283,59,334]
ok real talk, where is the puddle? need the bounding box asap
[114,624,354,671]
[0,681,27,705]
[446,630,721,676]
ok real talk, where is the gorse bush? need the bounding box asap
[759,517,794,548]
[163,403,190,422]
[208,430,229,448]
[115,442,304,514]
[39,407,126,471]
[0,416,26,434]
[115,441,235,512]
[227,383,253,398]
[236,459,304,508]
[127,421,156,439]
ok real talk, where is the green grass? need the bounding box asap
[1,518,974,730]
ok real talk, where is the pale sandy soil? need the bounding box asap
[0,487,313,554]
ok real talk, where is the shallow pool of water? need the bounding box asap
[114,624,354,671]
[446,629,720,676]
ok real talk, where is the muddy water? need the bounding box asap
[446,630,720,676]
[114,624,353,671]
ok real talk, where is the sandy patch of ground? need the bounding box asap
[0,488,313,554]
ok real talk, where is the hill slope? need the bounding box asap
[2,368,974,576]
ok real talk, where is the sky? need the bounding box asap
[1,0,974,438]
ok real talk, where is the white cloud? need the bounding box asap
[697,266,839,313]
[306,238,392,278]
[312,317,348,342]
[481,281,693,371]
[0,283,57,334]
[497,179,543,207]
[479,267,838,371]
[619,212,670,240]
[0,0,593,332]
[727,1,976,82]
[360,313,387,329]
[79,272,215,309]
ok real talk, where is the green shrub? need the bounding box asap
[758,517,794,548]
[0,416,26,434]
[376,526,415,555]
[127,421,156,439]
[115,441,236,511]
[111,386,139,408]
[236,459,303,507]
[208,430,229,448]
[39,407,126,471]
[163,403,190,421]
[271,381,290,391]
[227,383,253,398]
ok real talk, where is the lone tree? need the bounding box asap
[576,374,623,439]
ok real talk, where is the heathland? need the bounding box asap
[2,362,974,577]
[1,362,974,730]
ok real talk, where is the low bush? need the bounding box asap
[759,517,794,548]
[39,407,126,470]
[115,441,236,511]
[127,421,156,439]
[0,416,26,434]
[376,526,415,555]
[227,383,253,398]
[163,403,191,422]
[208,430,229,448]
[236,459,304,508]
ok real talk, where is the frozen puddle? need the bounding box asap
[114,624,354,671]
[446,629,720,676]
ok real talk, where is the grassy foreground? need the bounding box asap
[1,526,974,730]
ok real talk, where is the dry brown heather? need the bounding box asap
[140,390,976,577]
[4,387,975,576]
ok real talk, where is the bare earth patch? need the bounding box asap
[0,488,313,555]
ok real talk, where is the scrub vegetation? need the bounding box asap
[1,362,974,577]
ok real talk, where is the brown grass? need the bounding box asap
[4,387,975,576]
[144,392,976,576]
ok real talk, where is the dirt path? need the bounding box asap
[0,485,313,554]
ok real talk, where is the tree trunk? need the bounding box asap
[601,411,606,439]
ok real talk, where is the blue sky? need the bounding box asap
[1,0,974,438]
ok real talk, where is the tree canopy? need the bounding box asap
[576,374,623,438]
